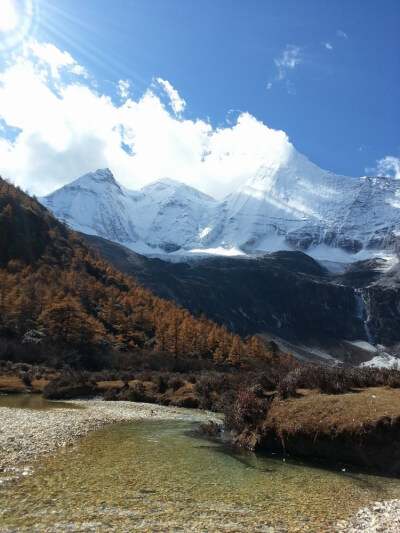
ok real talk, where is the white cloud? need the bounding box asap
[337,29,348,39]
[117,79,130,100]
[156,77,186,115]
[0,39,294,199]
[27,41,88,79]
[274,45,302,78]
[268,45,302,92]
[374,156,400,179]
[323,42,333,50]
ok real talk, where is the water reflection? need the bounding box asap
[0,393,83,410]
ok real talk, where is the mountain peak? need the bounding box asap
[141,177,216,202]
[55,168,123,196]
[78,168,117,185]
[142,177,183,191]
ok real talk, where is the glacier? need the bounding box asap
[39,148,400,262]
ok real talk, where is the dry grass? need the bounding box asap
[96,380,125,389]
[96,378,197,407]
[0,374,51,392]
[266,387,400,437]
[0,374,26,392]
[167,382,196,402]
[31,377,50,390]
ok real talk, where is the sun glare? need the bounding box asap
[0,0,19,32]
[0,0,36,51]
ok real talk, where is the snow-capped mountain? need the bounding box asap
[218,149,400,258]
[39,151,400,261]
[40,169,217,255]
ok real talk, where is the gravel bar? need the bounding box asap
[335,499,400,532]
[0,398,216,472]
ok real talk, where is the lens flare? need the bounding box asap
[0,0,38,51]
[0,0,19,31]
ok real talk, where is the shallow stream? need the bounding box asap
[1,398,399,532]
[0,393,82,410]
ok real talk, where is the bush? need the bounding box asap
[258,370,279,391]
[103,386,119,401]
[22,329,45,345]
[223,389,271,435]
[197,421,222,438]
[250,383,264,398]
[20,372,32,387]
[168,375,184,392]
[317,367,352,395]
[156,374,168,394]
[118,382,147,402]
[386,368,400,388]
[43,373,95,399]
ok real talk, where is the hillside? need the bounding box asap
[82,233,400,363]
[0,177,285,369]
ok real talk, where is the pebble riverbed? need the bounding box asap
[0,399,399,532]
[0,399,217,472]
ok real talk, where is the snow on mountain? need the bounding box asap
[40,169,217,254]
[40,168,133,242]
[122,178,217,252]
[39,151,400,261]
[218,148,400,256]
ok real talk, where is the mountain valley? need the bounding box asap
[37,151,400,364]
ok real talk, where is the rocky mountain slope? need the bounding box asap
[83,234,400,364]
[39,147,400,261]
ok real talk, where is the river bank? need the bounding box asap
[0,398,217,473]
[1,397,400,531]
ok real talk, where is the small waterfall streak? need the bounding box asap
[354,289,374,344]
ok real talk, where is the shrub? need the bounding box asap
[22,329,45,345]
[175,396,199,408]
[277,373,298,399]
[119,382,147,402]
[317,367,352,395]
[223,389,270,435]
[20,372,32,387]
[250,383,264,398]
[197,421,222,438]
[156,374,168,394]
[386,368,400,388]
[258,370,279,391]
[121,372,132,386]
[103,386,119,401]
[43,372,95,399]
[168,375,184,392]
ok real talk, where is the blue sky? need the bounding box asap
[0,0,399,196]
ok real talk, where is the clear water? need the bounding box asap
[1,417,399,532]
[0,393,83,410]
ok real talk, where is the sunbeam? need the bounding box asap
[36,0,149,87]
